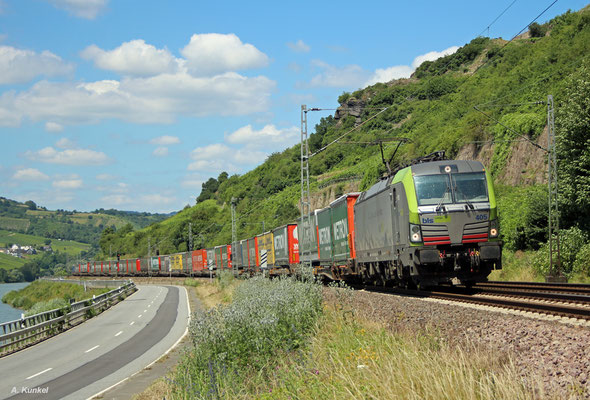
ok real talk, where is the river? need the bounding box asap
[0,282,29,324]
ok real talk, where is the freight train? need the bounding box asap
[75,157,502,288]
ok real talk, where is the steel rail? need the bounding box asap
[351,284,590,321]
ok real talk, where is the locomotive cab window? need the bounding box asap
[414,175,452,206]
[414,172,488,206]
[451,172,488,203]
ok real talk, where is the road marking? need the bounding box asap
[144,309,147,313]
[115,331,123,337]
[27,368,52,380]
[130,321,135,326]
[138,314,142,318]
[85,345,100,353]
[148,304,151,308]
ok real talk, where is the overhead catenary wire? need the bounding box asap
[309,106,390,157]
[477,0,520,38]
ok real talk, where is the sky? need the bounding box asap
[0,0,587,213]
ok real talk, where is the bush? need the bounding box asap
[532,227,588,277]
[25,298,69,316]
[173,276,323,397]
[572,243,590,276]
[529,22,548,38]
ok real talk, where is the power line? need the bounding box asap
[477,0,520,38]
[309,107,390,157]
[474,0,560,74]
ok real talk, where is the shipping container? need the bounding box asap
[215,246,223,269]
[192,250,207,272]
[297,211,319,264]
[247,237,257,272]
[257,231,274,269]
[273,225,289,267]
[240,239,249,269]
[330,193,360,263]
[206,247,216,270]
[317,207,333,264]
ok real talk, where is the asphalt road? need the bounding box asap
[0,285,190,400]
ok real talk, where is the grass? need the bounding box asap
[0,229,91,256]
[161,279,541,400]
[1,280,110,311]
[0,252,26,270]
[252,307,540,400]
[137,277,547,400]
[489,250,544,282]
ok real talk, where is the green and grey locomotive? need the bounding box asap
[354,158,502,288]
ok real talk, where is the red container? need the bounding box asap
[288,224,300,264]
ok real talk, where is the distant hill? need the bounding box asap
[100,7,590,273]
[0,197,172,281]
[0,197,172,246]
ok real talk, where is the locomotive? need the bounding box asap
[76,157,502,288]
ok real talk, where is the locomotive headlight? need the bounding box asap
[410,224,422,243]
[489,220,499,238]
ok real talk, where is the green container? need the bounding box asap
[273,225,289,266]
[317,207,332,263]
[330,195,352,262]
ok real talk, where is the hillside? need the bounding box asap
[0,197,171,245]
[0,197,172,282]
[101,8,590,280]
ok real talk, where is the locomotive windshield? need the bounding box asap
[414,172,488,206]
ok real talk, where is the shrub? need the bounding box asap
[173,276,323,398]
[25,298,69,316]
[532,227,588,277]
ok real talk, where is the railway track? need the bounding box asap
[354,281,590,321]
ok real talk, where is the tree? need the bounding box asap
[557,62,590,231]
[24,200,37,210]
[529,22,547,38]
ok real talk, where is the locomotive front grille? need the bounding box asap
[462,221,489,244]
[421,224,450,246]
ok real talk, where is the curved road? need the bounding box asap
[0,285,189,400]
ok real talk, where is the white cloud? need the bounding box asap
[308,60,368,88]
[287,40,310,53]
[225,124,299,148]
[181,33,269,76]
[55,137,75,149]
[98,181,128,194]
[152,147,169,157]
[26,146,109,165]
[181,176,204,188]
[0,72,275,126]
[45,0,108,19]
[190,143,229,161]
[187,140,269,173]
[96,173,116,181]
[13,168,49,181]
[139,194,176,206]
[0,45,73,85]
[365,46,460,86]
[411,46,459,69]
[53,176,83,189]
[100,194,132,206]
[149,135,180,145]
[81,40,179,76]
[45,122,64,132]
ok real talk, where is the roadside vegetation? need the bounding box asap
[1,280,110,314]
[138,276,538,400]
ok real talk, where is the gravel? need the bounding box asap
[329,288,590,399]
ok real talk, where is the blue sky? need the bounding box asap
[0,0,587,213]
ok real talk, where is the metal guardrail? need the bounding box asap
[38,277,130,288]
[0,281,137,357]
